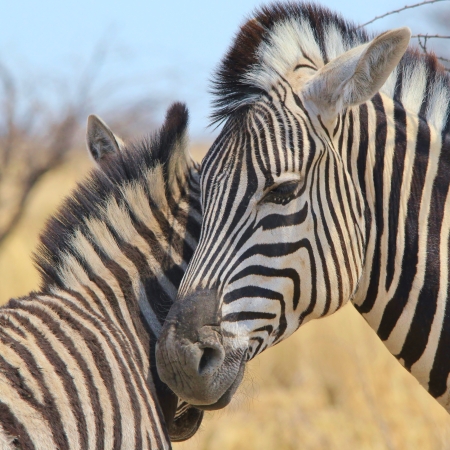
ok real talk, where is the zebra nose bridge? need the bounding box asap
[176,289,221,332]
[178,242,216,295]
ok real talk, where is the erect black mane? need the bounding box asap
[210,2,367,124]
[210,1,450,127]
[35,103,189,290]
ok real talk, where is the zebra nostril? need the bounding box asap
[197,344,225,376]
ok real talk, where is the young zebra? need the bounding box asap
[157,3,450,413]
[0,103,203,449]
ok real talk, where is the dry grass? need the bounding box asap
[0,153,93,301]
[0,147,449,450]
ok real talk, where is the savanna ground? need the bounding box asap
[0,146,449,450]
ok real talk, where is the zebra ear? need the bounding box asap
[86,115,125,166]
[303,27,411,124]
[163,103,196,190]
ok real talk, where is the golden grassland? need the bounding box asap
[0,147,449,450]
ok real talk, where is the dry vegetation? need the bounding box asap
[0,146,449,450]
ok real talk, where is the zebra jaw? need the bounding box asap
[156,289,248,408]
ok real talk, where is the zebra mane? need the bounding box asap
[211,1,450,132]
[35,102,191,290]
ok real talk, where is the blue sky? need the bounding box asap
[1,0,448,139]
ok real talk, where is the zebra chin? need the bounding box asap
[156,289,248,409]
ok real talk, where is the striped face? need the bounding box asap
[156,89,367,408]
[155,17,410,409]
[182,90,366,360]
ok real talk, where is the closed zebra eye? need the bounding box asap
[261,180,300,205]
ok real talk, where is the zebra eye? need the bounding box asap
[261,180,299,205]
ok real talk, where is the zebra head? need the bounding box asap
[157,4,410,409]
[84,107,204,441]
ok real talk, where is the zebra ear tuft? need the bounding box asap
[86,115,125,167]
[303,27,411,124]
[162,103,196,190]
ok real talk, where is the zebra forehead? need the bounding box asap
[211,2,368,123]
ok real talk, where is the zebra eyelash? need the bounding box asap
[260,180,300,205]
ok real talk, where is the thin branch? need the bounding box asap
[0,63,17,172]
[411,34,450,70]
[417,35,429,52]
[75,40,109,113]
[0,113,77,249]
[0,167,49,248]
[412,34,450,38]
[359,0,448,27]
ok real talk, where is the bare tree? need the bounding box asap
[0,43,162,249]
[0,62,80,248]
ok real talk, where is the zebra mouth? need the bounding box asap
[191,358,246,410]
[156,320,248,408]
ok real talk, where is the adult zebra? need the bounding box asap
[156,3,450,413]
[0,103,203,448]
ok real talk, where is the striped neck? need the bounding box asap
[342,89,450,399]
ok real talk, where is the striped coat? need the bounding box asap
[156,3,450,414]
[0,103,202,449]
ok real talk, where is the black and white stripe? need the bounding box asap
[0,103,203,448]
[160,3,450,411]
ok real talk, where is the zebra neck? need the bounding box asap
[348,92,450,400]
[42,182,198,347]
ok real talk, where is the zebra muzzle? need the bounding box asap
[156,289,246,408]
[196,326,226,376]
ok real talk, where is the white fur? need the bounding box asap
[400,62,428,116]
[245,17,323,94]
[426,78,450,131]
[324,23,349,60]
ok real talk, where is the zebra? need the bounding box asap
[156,2,450,414]
[0,102,203,448]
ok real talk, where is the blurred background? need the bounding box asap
[1,0,450,448]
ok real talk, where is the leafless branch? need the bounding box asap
[0,108,79,248]
[411,34,450,69]
[0,64,17,172]
[0,42,110,249]
[0,40,165,250]
[418,35,430,52]
[359,0,448,28]
[75,39,109,112]
[413,34,450,38]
